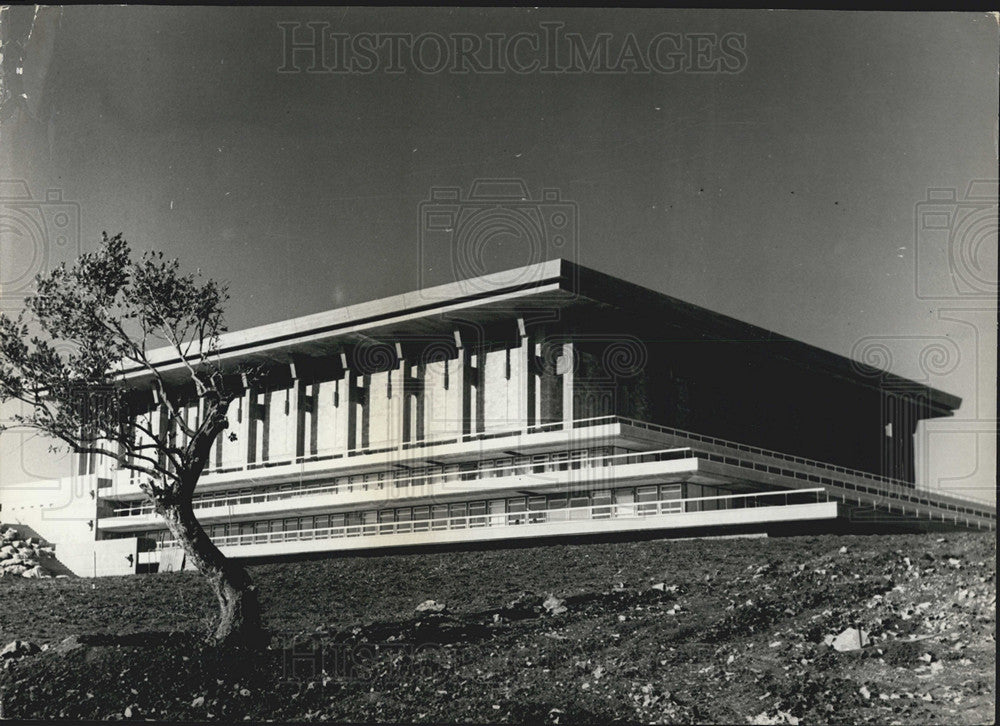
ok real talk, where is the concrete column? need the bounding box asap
[401,343,425,444]
[346,349,368,451]
[287,361,306,459]
[461,342,481,437]
[236,375,252,468]
[451,330,466,439]
[559,341,574,429]
[387,342,405,446]
[516,318,530,433]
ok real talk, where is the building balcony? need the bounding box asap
[136,488,839,564]
[101,415,997,532]
[106,417,631,499]
[99,446,706,531]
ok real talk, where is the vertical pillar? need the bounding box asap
[346,350,368,451]
[452,330,466,439]
[461,340,481,437]
[401,343,425,444]
[246,383,268,465]
[288,360,304,460]
[332,352,350,454]
[388,342,405,447]
[237,374,252,468]
[516,318,530,433]
[559,341,574,429]
[152,389,170,472]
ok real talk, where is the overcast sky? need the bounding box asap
[1,8,996,504]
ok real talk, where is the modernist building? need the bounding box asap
[2,260,995,576]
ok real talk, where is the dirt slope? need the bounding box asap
[0,532,994,723]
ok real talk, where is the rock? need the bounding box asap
[55,635,86,656]
[414,599,447,614]
[860,685,871,700]
[830,627,870,652]
[3,565,27,576]
[505,591,542,613]
[543,594,567,615]
[839,546,848,554]
[1,640,40,659]
[651,582,666,591]
[191,696,205,707]
[21,565,47,579]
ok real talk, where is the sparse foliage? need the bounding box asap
[0,232,265,646]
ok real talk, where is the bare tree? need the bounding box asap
[0,232,264,646]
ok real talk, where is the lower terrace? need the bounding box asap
[101,416,997,533]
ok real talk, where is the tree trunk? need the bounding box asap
[159,498,265,647]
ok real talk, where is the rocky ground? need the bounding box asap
[0,525,58,580]
[0,532,994,723]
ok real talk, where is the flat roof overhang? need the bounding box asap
[116,259,962,415]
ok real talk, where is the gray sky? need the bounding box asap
[1,8,996,504]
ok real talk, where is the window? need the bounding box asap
[636,486,658,516]
[528,496,547,524]
[469,501,487,528]
[660,483,683,513]
[592,490,612,519]
[569,495,589,519]
[431,504,449,531]
[507,497,526,525]
[488,500,505,526]
[544,493,567,521]
[449,502,468,527]
[614,489,636,518]
[337,512,357,534]
[685,484,703,513]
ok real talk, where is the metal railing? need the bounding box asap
[111,413,995,526]
[153,487,830,551]
[120,419,602,483]
[594,416,996,524]
[108,446,696,518]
